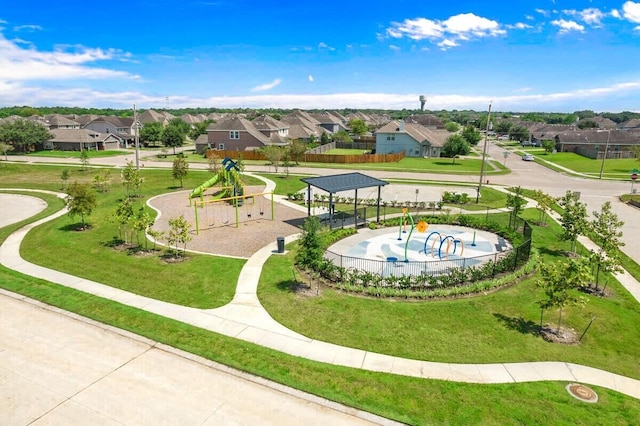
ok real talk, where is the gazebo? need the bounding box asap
[300,172,389,225]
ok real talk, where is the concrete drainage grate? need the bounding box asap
[566,383,598,403]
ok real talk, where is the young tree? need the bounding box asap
[537,257,591,333]
[509,125,530,143]
[506,186,527,230]
[65,182,97,230]
[0,142,14,160]
[320,132,330,144]
[114,197,134,243]
[295,216,323,270]
[121,160,142,198]
[172,154,189,187]
[79,149,90,171]
[461,125,482,145]
[558,191,589,255]
[494,121,513,135]
[332,130,353,143]
[532,189,555,226]
[288,139,308,165]
[167,215,192,256]
[207,152,221,173]
[132,206,154,249]
[589,201,625,291]
[542,140,556,154]
[262,145,284,172]
[60,169,70,190]
[441,134,470,164]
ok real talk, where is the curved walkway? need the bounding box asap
[1,190,640,403]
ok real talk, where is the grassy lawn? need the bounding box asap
[2,164,640,424]
[258,209,640,380]
[22,150,130,158]
[535,152,640,179]
[1,164,245,309]
[323,148,371,155]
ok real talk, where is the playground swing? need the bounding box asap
[208,202,215,227]
[258,196,265,216]
[246,200,252,218]
[222,204,230,225]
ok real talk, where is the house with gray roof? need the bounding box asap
[201,115,289,153]
[45,129,122,151]
[555,129,640,159]
[83,116,135,148]
[375,120,448,158]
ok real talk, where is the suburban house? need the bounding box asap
[251,115,290,139]
[554,129,640,159]
[44,115,80,130]
[528,124,576,145]
[618,119,640,133]
[405,114,445,129]
[280,110,328,141]
[45,129,122,151]
[138,109,174,126]
[309,111,349,133]
[83,116,136,148]
[201,115,289,153]
[375,120,448,158]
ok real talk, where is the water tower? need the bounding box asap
[419,95,426,111]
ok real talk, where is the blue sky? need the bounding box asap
[1,0,639,112]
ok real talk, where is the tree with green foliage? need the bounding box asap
[79,149,90,171]
[461,125,482,145]
[295,216,323,270]
[288,139,308,165]
[332,130,353,143]
[589,201,624,291]
[167,118,191,138]
[65,182,97,230]
[537,257,591,333]
[558,191,588,255]
[139,122,163,147]
[441,134,470,164]
[262,145,284,172]
[188,121,211,141]
[114,197,134,243]
[121,160,143,198]
[60,169,70,190]
[541,140,556,154]
[172,154,189,187]
[167,215,192,255]
[508,125,530,143]
[494,121,513,135]
[506,186,527,230]
[0,118,53,153]
[444,121,460,132]
[577,119,599,129]
[0,142,13,160]
[629,145,640,162]
[320,132,330,144]
[348,119,368,136]
[162,125,184,154]
[132,206,154,249]
[532,189,555,226]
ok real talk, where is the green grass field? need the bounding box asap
[528,151,640,179]
[21,149,131,158]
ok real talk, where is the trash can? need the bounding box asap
[276,237,285,253]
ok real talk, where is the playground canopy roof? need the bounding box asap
[300,172,388,194]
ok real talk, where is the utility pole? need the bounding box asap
[598,129,611,179]
[133,103,140,170]
[476,102,492,203]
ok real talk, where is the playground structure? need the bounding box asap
[422,232,465,260]
[190,157,275,233]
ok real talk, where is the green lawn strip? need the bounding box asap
[0,267,638,425]
[22,150,131,159]
[8,166,246,309]
[536,152,637,179]
[0,190,65,243]
[258,209,640,380]
[323,148,370,155]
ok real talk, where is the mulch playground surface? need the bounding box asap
[148,185,307,258]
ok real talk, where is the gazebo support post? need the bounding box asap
[306,184,311,216]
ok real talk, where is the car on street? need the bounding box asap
[522,154,535,161]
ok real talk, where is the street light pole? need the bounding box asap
[476,102,492,203]
[598,129,611,180]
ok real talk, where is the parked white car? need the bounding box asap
[522,154,535,161]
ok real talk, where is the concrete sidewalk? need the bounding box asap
[1,191,640,403]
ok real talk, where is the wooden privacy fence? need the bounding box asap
[206,149,405,164]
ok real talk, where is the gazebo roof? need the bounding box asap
[301,172,388,194]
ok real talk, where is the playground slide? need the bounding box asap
[190,174,220,198]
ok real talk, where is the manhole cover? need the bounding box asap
[566,383,598,403]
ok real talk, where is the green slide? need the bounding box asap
[190,173,220,198]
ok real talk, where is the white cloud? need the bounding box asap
[308,75,314,82]
[611,9,621,19]
[388,44,400,51]
[387,13,504,49]
[622,1,640,23]
[564,8,605,26]
[507,22,533,30]
[13,24,42,32]
[551,19,585,34]
[0,32,139,81]
[318,42,335,51]
[250,78,282,92]
[535,8,549,17]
